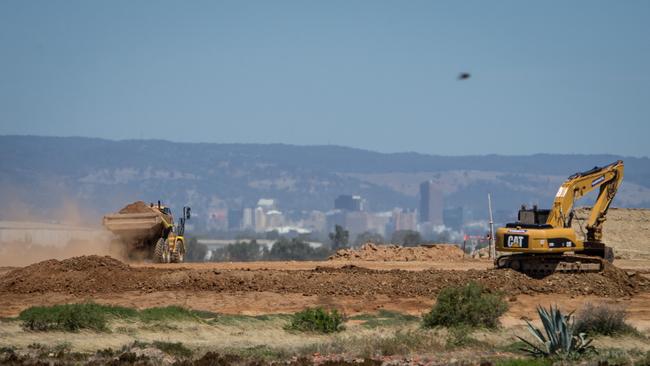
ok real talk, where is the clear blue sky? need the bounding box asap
[1,1,648,156]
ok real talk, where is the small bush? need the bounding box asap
[138,306,199,322]
[495,359,553,366]
[445,325,477,348]
[285,307,344,333]
[19,303,135,331]
[152,341,192,358]
[575,302,637,336]
[361,330,429,357]
[0,346,15,354]
[422,282,508,329]
[229,345,290,361]
[18,303,208,332]
[636,351,650,366]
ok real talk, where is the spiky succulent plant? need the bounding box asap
[518,305,595,359]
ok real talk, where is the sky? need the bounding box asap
[0,1,648,157]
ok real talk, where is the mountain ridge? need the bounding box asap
[1,135,648,232]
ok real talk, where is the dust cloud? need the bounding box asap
[0,239,126,267]
[0,197,127,267]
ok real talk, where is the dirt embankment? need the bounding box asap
[573,207,650,259]
[329,243,465,261]
[0,255,646,298]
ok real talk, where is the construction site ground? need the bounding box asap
[1,255,650,364]
[1,256,650,329]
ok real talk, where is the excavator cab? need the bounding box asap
[506,205,552,228]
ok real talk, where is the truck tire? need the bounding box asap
[153,238,166,263]
[171,240,185,263]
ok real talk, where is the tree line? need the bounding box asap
[185,224,456,262]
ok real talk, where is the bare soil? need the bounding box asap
[573,207,650,259]
[329,243,464,261]
[0,255,648,320]
[118,201,156,214]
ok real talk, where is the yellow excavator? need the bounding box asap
[495,160,624,275]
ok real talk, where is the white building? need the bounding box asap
[242,208,254,229]
[254,207,266,232]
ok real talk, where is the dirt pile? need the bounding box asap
[118,201,155,214]
[0,255,170,294]
[329,243,465,261]
[572,207,650,259]
[1,255,646,298]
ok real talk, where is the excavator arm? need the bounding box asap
[545,160,624,243]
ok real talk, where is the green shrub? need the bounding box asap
[495,358,553,366]
[636,351,650,366]
[152,341,192,358]
[18,303,209,332]
[19,303,135,332]
[422,282,508,329]
[285,307,344,333]
[266,238,331,261]
[575,302,637,336]
[445,325,477,348]
[138,306,199,322]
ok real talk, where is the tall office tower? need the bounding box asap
[419,181,443,225]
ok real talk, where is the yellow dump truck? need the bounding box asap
[103,201,191,263]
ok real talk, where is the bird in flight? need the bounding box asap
[458,72,471,80]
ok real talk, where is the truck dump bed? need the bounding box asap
[102,212,165,242]
[102,201,172,243]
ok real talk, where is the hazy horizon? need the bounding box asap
[4,133,650,159]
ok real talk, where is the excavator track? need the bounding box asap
[496,253,606,276]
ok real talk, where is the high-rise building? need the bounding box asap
[303,211,326,232]
[265,210,284,229]
[254,207,266,232]
[443,207,464,231]
[242,208,254,229]
[419,181,443,225]
[227,209,243,230]
[344,211,370,237]
[334,195,365,211]
[326,209,345,232]
[393,209,417,232]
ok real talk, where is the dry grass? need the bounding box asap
[1,310,649,363]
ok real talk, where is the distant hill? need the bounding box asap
[1,135,648,231]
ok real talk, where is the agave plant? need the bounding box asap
[518,305,595,359]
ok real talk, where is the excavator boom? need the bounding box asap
[547,160,624,235]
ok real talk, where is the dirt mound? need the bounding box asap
[118,201,155,214]
[572,207,650,259]
[0,255,169,294]
[329,243,464,261]
[1,255,646,298]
